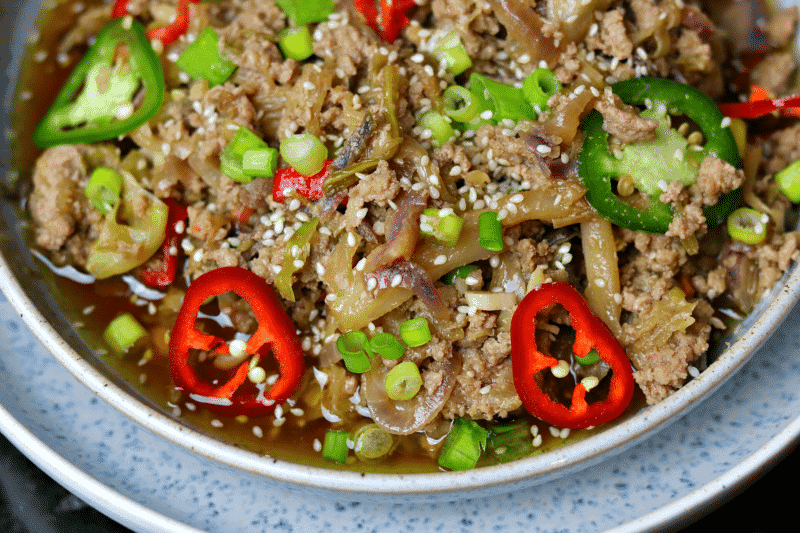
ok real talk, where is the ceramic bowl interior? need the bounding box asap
[2,0,799,503]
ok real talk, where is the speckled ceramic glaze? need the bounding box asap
[2,0,800,515]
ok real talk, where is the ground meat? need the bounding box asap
[202,84,258,128]
[440,347,521,420]
[594,92,658,144]
[751,52,797,95]
[618,231,687,313]
[588,8,633,59]
[679,4,716,41]
[767,6,799,48]
[29,146,88,251]
[660,156,743,239]
[695,157,744,206]
[482,331,511,366]
[186,206,229,242]
[675,29,712,75]
[691,266,727,300]
[513,238,550,274]
[347,161,401,207]
[627,319,709,404]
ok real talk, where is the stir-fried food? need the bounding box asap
[21,0,800,471]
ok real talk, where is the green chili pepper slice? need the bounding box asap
[577,77,742,234]
[33,18,165,149]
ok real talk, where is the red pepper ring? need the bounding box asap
[141,198,187,288]
[169,266,304,416]
[510,282,634,429]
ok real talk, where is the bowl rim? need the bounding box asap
[3,0,800,499]
[2,243,799,496]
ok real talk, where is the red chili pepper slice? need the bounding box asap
[141,199,187,288]
[272,160,332,203]
[112,0,201,46]
[353,0,416,44]
[718,85,800,119]
[169,266,304,416]
[510,282,634,429]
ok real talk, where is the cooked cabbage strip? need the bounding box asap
[581,217,622,337]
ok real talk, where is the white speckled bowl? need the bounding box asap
[2,0,799,505]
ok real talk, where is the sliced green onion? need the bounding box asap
[336,330,373,373]
[416,111,455,147]
[399,317,432,347]
[469,73,536,123]
[275,0,335,24]
[369,332,405,360]
[353,424,395,461]
[384,361,423,401]
[576,348,601,366]
[103,313,147,354]
[322,429,350,463]
[242,147,278,178]
[85,167,123,214]
[438,418,489,471]
[278,25,314,61]
[220,127,270,184]
[485,421,533,464]
[442,264,478,285]
[280,133,327,176]
[175,27,237,86]
[419,208,464,247]
[727,207,769,245]
[432,31,472,75]
[478,211,503,251]
[522,68,562,110]
[442,85,480,123]
[775,159,800,203]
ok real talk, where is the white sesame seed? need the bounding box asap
[210,419,223,428]
[536,144,552,154]
[721,117,732,128]
[480,110,494,120]
[366,277,378,291]
[434,255,447,265]
[479,385,492,394]
[313,438,322,452]
[391,274,403,287]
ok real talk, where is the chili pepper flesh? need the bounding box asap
[112,0,201,45]
[141,199,188,288]
[511,282,634,429]
[578,77,742,233]
[169,266,304,416]
[33,18,165,148]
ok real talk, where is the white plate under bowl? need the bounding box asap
[2,0,800,505]
[1,290,799,531]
